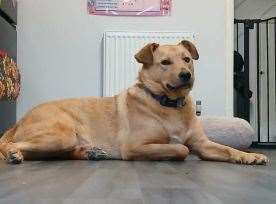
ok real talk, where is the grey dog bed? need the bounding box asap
[200,117,254,150]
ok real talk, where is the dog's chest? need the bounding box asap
[169,135,185,144]
[160,113,189,144]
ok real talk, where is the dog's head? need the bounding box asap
[135,41,199,99]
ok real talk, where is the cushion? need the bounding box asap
[200,117,254,150]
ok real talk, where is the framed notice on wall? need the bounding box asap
[87,0,171,16]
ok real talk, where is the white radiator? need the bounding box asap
[103,31,195,96]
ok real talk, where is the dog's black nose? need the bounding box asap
[179,72,191,82]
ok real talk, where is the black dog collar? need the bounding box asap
[142,86,186,108]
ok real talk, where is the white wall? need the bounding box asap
[17,0,233,118]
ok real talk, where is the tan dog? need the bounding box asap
[0,41,268,165]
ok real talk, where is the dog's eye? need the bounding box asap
[161,59,172,66]
[183,57,191,63]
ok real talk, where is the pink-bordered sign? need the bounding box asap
[88,0,171,16]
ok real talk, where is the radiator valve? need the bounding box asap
[196,100,202,116]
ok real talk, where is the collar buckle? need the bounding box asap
[159,96,185,108]
[176,97,185,108]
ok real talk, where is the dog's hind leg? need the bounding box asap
[69,146,112,160]
[0,132,79,164]
[0,142,24,164]
[0,126,23,164]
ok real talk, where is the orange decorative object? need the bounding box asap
[0,51,20,101]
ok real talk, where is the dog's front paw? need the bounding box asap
[232,153,268,165]
[86,147,112,160]
[6,150,24,164]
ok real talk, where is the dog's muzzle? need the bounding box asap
[166,81,193,91]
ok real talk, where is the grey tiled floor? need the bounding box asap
[0,149,276,204]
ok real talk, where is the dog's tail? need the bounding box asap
[0,126,17,160]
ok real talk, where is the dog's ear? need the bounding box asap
[180,40,199,60]
[135,43,159,66]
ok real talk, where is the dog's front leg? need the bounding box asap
[191,140,268,165]
[186,119,268,165]
[122,144,189,161]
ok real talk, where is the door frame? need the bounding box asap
[225,0,234,117]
